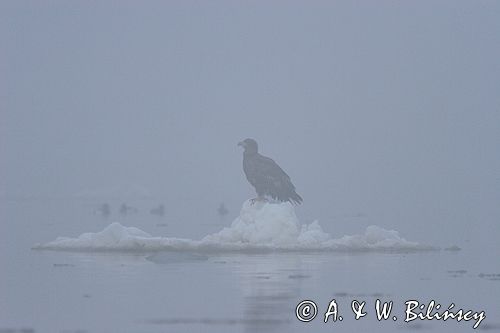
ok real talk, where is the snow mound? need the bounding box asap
[36,223,154,251]
[33,200,434,252]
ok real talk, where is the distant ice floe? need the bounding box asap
[33,200,436,253]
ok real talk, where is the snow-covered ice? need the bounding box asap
[33,200,435,252]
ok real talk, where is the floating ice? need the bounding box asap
[35,223,154,250]
[33,200,435,252]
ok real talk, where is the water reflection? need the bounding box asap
[229,254,320,333]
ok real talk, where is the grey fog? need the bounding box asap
[1,1,499,333]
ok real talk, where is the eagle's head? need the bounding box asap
[238,138,258,154]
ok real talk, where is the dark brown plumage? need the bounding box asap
[238,138,303,205]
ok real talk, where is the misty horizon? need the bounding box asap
[1,2,499,332]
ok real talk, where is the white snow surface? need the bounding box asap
[33,200,434,252]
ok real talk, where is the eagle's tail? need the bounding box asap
[289,191,303,205]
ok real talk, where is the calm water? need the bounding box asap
[1,199,499,333]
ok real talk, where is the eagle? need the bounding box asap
[238,138,303,205]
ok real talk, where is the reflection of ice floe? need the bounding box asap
[146,252,209,264]
[33,200,436,252]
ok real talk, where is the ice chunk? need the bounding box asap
[35,222,154,251]
[329,225,421,250]
[33,200,435,252]
[201,200,301,246]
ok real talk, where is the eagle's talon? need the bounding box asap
[249,197,268,205]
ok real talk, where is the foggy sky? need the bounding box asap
[1,1,499,243]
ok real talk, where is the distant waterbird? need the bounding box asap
[150,204,165,216]
[119,203,138,215]
[94,203,111,217]
[217,203,228,217]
